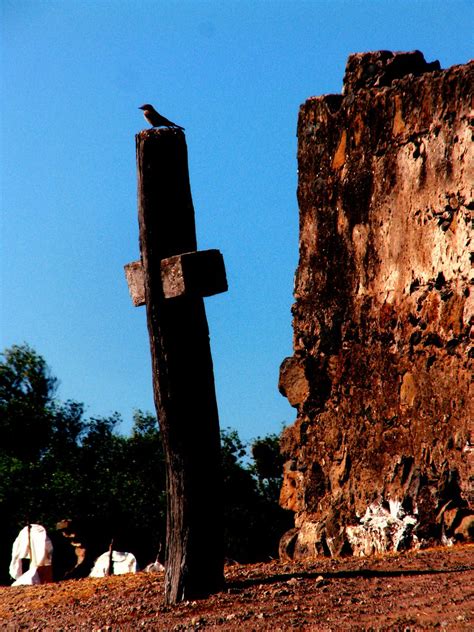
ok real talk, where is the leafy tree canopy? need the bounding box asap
[0,344,57,460]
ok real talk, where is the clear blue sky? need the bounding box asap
[1,1,472,443]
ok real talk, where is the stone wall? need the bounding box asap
[278,51,473,560]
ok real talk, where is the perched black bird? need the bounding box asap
[139,104,184,130]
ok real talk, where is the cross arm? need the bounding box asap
[124,249,228,306]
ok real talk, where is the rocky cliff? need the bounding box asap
[279,51,473,560]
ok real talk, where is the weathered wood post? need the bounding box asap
[124,128,227,604]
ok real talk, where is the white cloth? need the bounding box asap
[144,560,165,573]
[11,567,41,586]
[9,524,53,585]
[89,551,137,577]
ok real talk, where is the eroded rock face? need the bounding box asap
[279,51,473,560]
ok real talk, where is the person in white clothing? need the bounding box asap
[89,550,137,577]
[9,524,53,586]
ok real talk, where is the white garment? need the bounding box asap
[144,560,165,573]
[89,551,137,577]
[9,524,53,585]
[11,567,41,586]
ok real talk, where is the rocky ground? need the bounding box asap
[0,544,472,630]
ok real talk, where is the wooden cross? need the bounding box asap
[124,128,227,604]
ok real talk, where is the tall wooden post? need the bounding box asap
[128,128,226,604]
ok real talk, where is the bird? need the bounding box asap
[139,104,184,130]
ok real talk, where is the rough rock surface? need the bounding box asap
[279,51,473,560]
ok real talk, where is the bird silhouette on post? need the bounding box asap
[139,104,185,130]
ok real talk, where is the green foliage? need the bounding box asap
[0,344,57,460]
[251,433,286,502]
[0,344,291,584]
[221,428,293,563]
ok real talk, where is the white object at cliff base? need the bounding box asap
[346,501,418,556]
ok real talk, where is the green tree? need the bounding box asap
[251,433,286,503]
[250,433,292,559]
[0,344,59,582]
[120,410,167,563]
[221,428,292,562]
[0,344,57,460]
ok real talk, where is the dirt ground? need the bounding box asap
[0,544,472,630]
